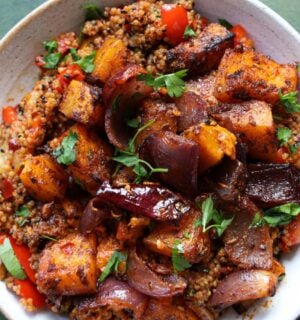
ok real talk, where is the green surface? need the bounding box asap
[0,1,299,320]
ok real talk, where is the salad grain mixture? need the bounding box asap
[0,0,300,319]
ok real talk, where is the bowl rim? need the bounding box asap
[0,0,299,319]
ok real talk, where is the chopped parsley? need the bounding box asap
[277,127,292,146]
[42,40,62,69]
[15,205,30,227]
[99,250,127,282]
[53,130,79,165]
[70,48,96,73]
[0,238,26,280]
[195,196,233,237]
[172,240,191,272]
[43,40,58,52]
[251,203,300,228]
[83,3,103,21]
[218,19,233,30]
[184,26,196,39]
[289,142,300,154]
[137,69,188,98]
[279,91,300,113]
[113,120,168,183]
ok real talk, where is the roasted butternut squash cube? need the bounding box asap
[20,154,67,202]
[37,233,97,295]
[166,23,234,76]
[50,124,113,194]
[183,123,237,173]
[213,100,278,162]
[59,80,104,127]
[144,209,210,263]
[92,38,127,82]
[214,50,298,104]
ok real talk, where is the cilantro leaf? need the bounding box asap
[172,240,192,272]
[83,3,103,21]
[53,130,78,165]
[289,142,300,154]
[99,250,127,282]
[277,127,292,146]
[138,69,188,98]
[15,205,30,218]
[251,203,300,228]
[43,52,62,69]
[184,26,196,39]
[43,40,58,53]
[201,196,214,230]
[70,48,96,73]
[218,19,233,30]
[279,91,300,113]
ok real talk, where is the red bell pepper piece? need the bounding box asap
[56,64,85,93]
[1,179,14,199]
[2,106,18,125]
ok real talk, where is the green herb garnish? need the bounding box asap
[53,130,78,165]
[41,235,57,242]
[113,120,168,183]
[172,239,192,272]
[42,40,62,69]
[218,19,233,30]
[184,26,196,39]
[43,40,58,52]
[251,203,300,228]
[277,127,292,146]
[0,238,26,280]
[195,196,233,237]
[279,91,300,113]
[70,48,96,73]
[289,142,300,154]
[83,3,103,21]
[183,231,191,239]
[138,69,188,98]
[15,205,30,227]
[126,118,139,128]
[99,250,127,282]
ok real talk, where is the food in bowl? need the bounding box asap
[0,0,299,319]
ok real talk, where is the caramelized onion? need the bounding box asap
[208,270,277,309]
[97,181,191,221]
[127,249,187,297]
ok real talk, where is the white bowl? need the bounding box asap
[0,0,299,319]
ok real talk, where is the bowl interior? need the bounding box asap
[0,0,299,319]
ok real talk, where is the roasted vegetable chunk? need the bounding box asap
[213,100,277,162]
[92,37,127,82]
[20,154,67,202]
[183,123,237,173]
[245,163,300,208]
[135,98,179,148]
[59,80,104,127]
[167,23,234,76]
[37,233,97,295]
[214,50,298,104]
[50,124,113,194]
[209,270,277,309]
[144,209,210,263]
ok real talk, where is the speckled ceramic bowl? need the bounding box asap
[0,1,299,319]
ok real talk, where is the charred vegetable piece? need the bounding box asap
[103,64,152,150]
[96,182,191,221]
[223,197,273,270]
[59,80,104,127]
[20,154,68,202]
[245,163,300,208]
[144,299,199,320]
[50,124,113,194]
[208,270,277,309]
[175,91,209,132]
[78,278,148,318]
[167,23,234,76]
[92,37,127,82]
[213,100,277,162]
[127,249,187,297]
[37,233,97,295]
[144,209,210,263]
[214,50,298,104]
[135,98,179,148]
[140,131,199,195]
[183,123,237,173]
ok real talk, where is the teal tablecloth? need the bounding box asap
[0,1,299,320]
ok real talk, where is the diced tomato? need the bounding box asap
[161,4,189,46]
[9,236,36,284]
[2,106,18,125]
[13,279,46,309]
[1,179,14,199]
[34,55,45,68]
[276,147,289,163]
[56,64,85,93]
[230,24,254,48]
[281,215,300,251]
